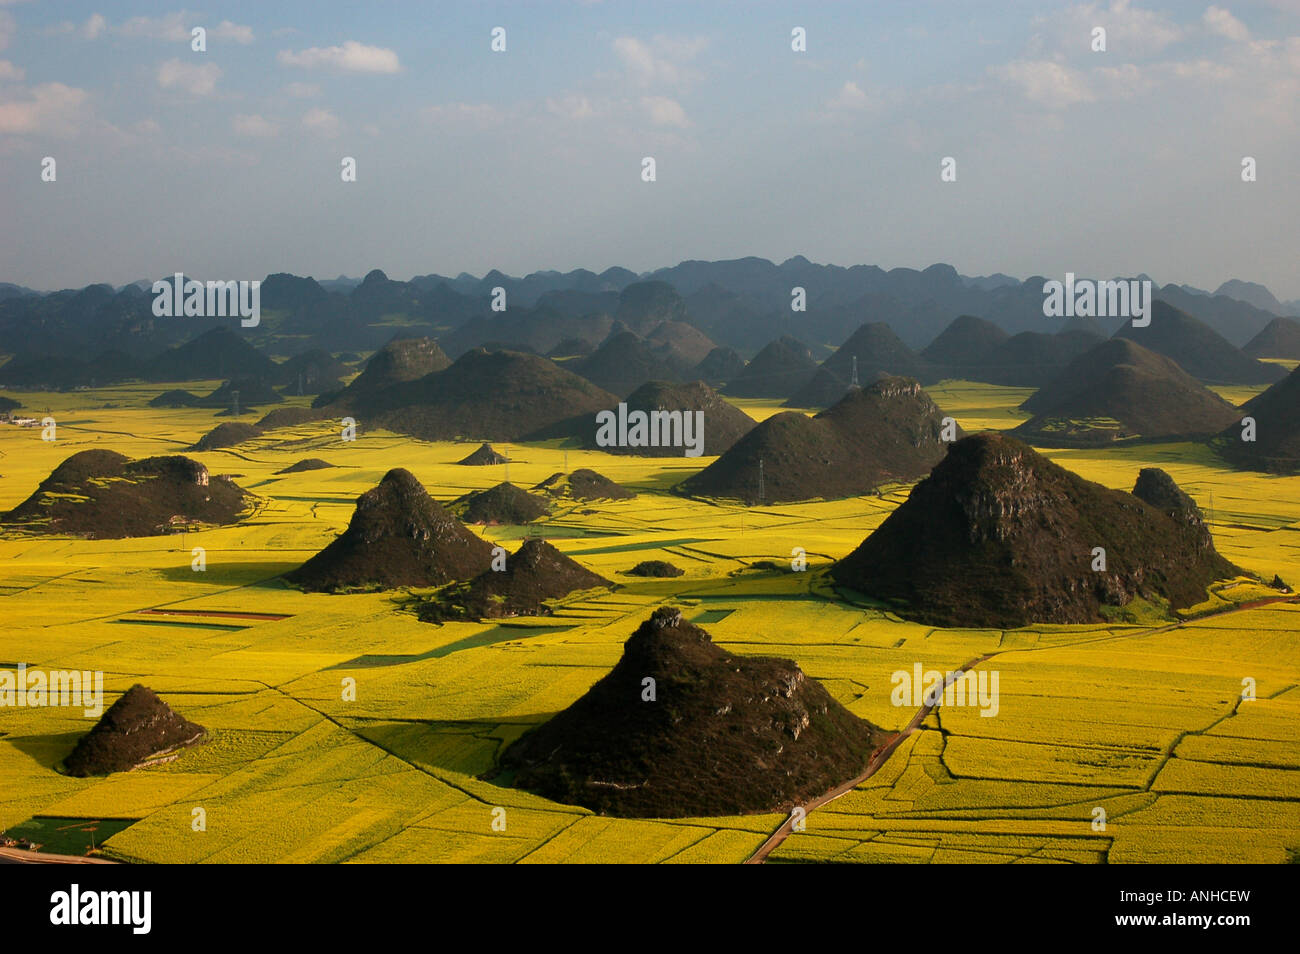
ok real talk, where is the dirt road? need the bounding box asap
[745,653,993,864]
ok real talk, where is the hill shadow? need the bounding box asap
[8,731,81,772]
[156,562,301,586]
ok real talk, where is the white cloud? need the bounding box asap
[1165,58,1235,80]
[233,113,277,137]
[0,57,22,81]
[642,95,688,127]
[278,41,400,73]
[828,80,869,110]
[156,58,221,96]
[648,35,709,61]
[1042,1,1184,58]
[115,14,252,44]
[612,34,705,88]
[283,81,319,98]
[1101,0,1184,50]
[1095,63,1151,96]
[213,20,254,44]
[993,59,1095,108]
[118,13,190,42]
[301,106,340,136]
[546,94,596,120]
[82,13,107,40]
[0,81,88,135]
[422,102,503,127]
[1203,6,1249,42]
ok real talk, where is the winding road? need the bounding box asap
[745,653,994,864]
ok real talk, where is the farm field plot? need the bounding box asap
[1,380,1297,864]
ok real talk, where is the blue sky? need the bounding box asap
[2,1,1298,297]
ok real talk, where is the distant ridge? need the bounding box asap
[787,322,937,407]
[692,346,746,386]
[1116,301,1285,385]
[145,327,277,381]
[920,315,1008,367]
[542,379,756,457]
[334,336,450,405]
[1014,338,1239,446]
[1242,317,1300,360]
[571,330,687,395]
[681,376,958,504]
[3,260,1292,373]
[723,336,819,399]
[337,348,618,442]
[1212,365,1300,474]
[944,329,1104,388]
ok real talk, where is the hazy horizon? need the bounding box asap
[4,256,1275,305]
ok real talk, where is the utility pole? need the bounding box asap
[850,355,859,388]
[232,389,240,417]
[758,458,765,504]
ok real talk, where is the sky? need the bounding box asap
[1,0,1298,298]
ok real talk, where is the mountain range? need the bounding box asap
[3,260,1296,390]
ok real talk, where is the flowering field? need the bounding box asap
[1,381,1296,863]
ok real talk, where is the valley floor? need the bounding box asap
[1,380,1297,863]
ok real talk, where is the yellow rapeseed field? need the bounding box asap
[1,381,1296,863]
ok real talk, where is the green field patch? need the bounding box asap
[487,525,615,541]
[113,618,249,632]
[568,537,715,555]
[5,815,137,855]
[267,495,357,504]
[136,609,292,621]
[690,609,735,624]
